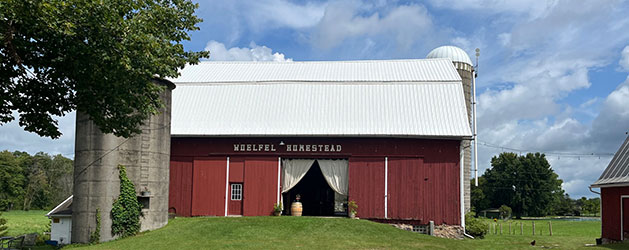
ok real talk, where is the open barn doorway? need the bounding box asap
[282,160,349,216]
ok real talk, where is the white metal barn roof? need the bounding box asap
[171,59,461,83]
[170,59,472,138]
[592,136,629,187]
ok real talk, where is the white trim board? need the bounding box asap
[621,195,629,241]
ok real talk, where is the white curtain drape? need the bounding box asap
[317,159,349,196]
[281,159,315,193]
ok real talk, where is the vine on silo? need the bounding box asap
[111,165,143,238]
[90,208,101,243]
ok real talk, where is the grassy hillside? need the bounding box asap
[2,210,49,236]
[67,216,629,250]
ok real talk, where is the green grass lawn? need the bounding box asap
[65,216,629,250]
[478,218,622,249]
[3,211,628,249]
[2,210,49,236]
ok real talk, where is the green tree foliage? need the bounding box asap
[550,193,576,216]
[498,205,512,220]
[0,151,73,211]
[471,176,490,214]
[0,212,8,236]
[0,0,209,138]
[479,152,563,218]
[579,197,600,216]
[0,151,24,210]
[111,165,142,238]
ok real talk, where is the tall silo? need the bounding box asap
[427,46,474,213]
[72,79,174,243]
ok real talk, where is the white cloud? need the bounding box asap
[451,37,472,52]
[246,0,326,30]
[0,111,75,157]
[588,78,629,151]
[311,2,433,50]
[497,33,511,47]
[427,0,560,21]
[470,0,629,198]
[619,46,629,71]
[205,41,293,62]
[477,73,629,198]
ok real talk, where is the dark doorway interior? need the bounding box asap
[283,162,335,216]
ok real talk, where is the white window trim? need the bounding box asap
[621,195,629,240]
[231,183,243,201]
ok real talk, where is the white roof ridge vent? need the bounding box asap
[170,59,462,83]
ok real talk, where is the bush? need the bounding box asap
[465,212,489,239]
[348,201,358,216]
[0,212,7,237]
[499,205,512,220]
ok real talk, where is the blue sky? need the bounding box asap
[2,0,629,199]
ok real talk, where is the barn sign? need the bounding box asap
[232,143,343,152]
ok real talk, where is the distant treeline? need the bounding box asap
[0,150,73,211]
[472,152,600,218]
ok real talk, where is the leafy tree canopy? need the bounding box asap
[0,0,208,138]
[0,150,73,211]
[481,152,563,218]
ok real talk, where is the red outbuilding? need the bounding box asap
[591,136,629,242]
[168,54,474,227]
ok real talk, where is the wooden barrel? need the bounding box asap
[291,202,303,216]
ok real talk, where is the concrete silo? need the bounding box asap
[72,79,174,243]
[427,46,475,213]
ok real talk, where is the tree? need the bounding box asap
[20,152,53,210]
[1,0,209,138]
[499,205,512,220]
[550,193,575,216]
[0,151,73,210]
[582,197,600,216]
[471,176,490,213]
[0,151,24,210]
[481,152,563,218]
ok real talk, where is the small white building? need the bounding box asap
[46,195,73,245]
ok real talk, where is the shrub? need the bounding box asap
[111,165,143,238]
[465,212,489,239]
[499,205,512,220]
[0,212,7,237]
[348,201,358,215]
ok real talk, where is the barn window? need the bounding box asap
[53,218,60,223]
[231,183,242,200]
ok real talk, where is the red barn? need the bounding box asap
[168,57,473,227]
[591,136,629,242]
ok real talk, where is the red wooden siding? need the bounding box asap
[170,137,462,224]
[601,186,629,240]
[169,158,193,216]
[387,157,460,224]
[243,157,278,216]
[229,158,244,182]
[191,157,227,216]
[349,157,385,219]
[228,158,245,215]
[387,157,423,220]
